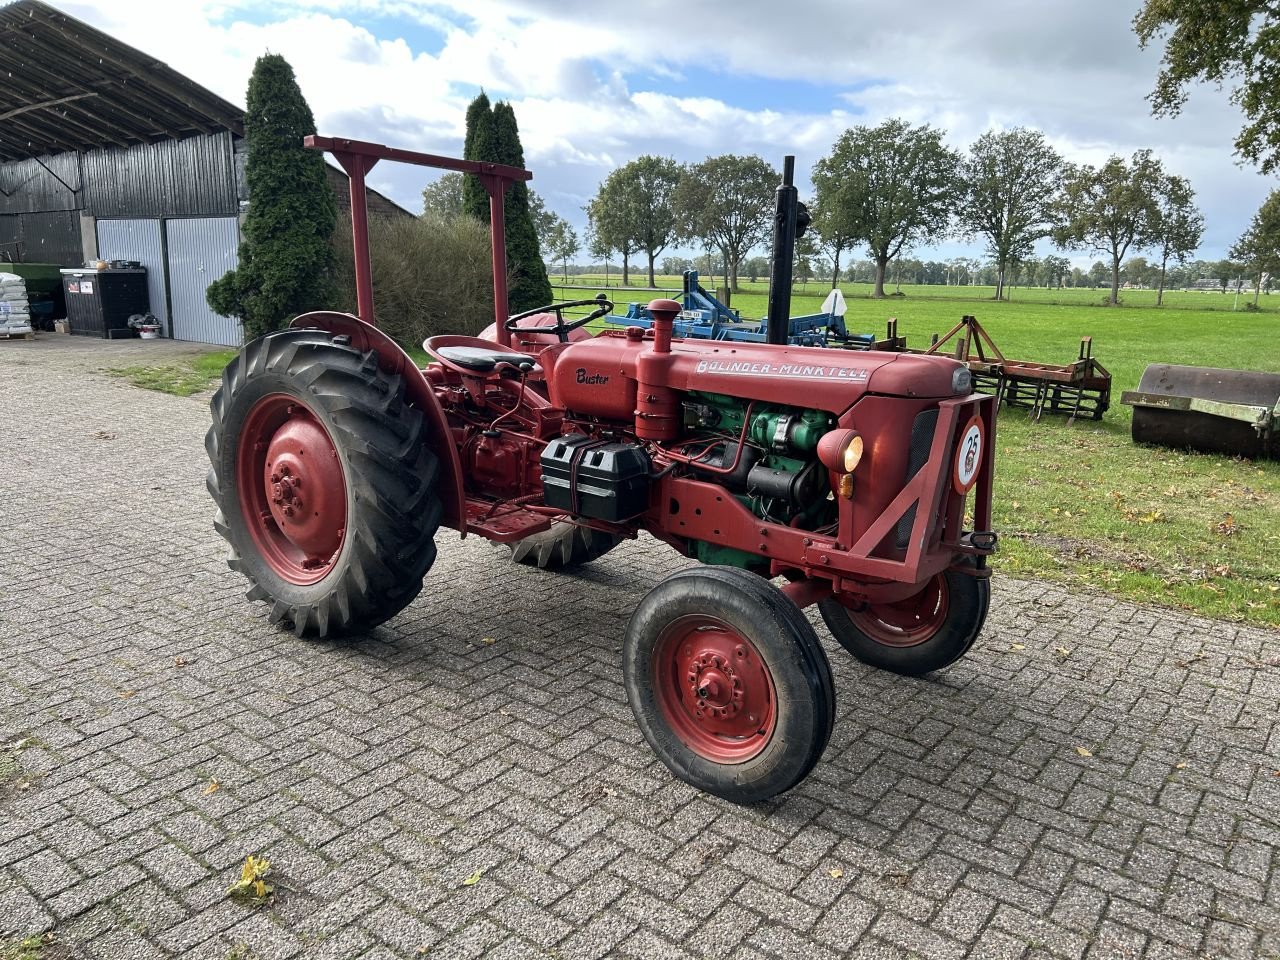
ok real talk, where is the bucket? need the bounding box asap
[139,324,161,340]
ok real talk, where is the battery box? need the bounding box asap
[541,434,651,522]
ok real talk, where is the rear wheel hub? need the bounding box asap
[237,394,348,584]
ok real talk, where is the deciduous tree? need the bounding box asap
[1135,0,1280,173]
[1053,151,1164,305]
[1229,189,1280,303]
[206,54,336,340]
[422,172,464,219]
[586,190,638,286]
[812,119,961,298]
[958,128,1064,301]
[543,218,579,282]
[673,155,777,291]
[1150,174,1204,305]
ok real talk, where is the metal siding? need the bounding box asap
[16,211,81,264]
[82,133,237,219]
[96,219,168,335]
[166,216,241,346]
[0,215,17,258]
[0,152,81,215]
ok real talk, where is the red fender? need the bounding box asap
[291,311,465,533]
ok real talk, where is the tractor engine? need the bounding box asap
[680,392,832,525]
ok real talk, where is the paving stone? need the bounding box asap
[1,336,1277,959]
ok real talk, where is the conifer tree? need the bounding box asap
[207,54,336,339]
[461,94,552,312]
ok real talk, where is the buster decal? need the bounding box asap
[694,359,870,381]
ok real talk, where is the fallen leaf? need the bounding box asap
[1175,763,1188,770]
[202,780,221,795]
[1010,643,1026,651]
[174,657,191,668]
[93,430,117,440]
[228,854,273,903]
[1075,746,1093,758]
[119,690,137,699]
[1054,646,1072,657]
[828,867,844,879]
[462,868,485,887]
[481,638,496,646]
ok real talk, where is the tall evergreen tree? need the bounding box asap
[462,92,496,221]
[206,54,336,339]
[461,95,552,312]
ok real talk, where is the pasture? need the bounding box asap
[553,277,1280,627]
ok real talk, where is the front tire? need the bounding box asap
[818,566,990,676]
[623,567,835,804]
[206,329,442,637]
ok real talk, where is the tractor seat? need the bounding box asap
[435,345,535,373]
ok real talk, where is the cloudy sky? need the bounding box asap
[60,0,1278,265]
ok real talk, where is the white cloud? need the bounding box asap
[49,0,1277,261]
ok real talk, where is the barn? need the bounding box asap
[0,0,407,345]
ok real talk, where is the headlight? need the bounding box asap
[952,366,973,395]
[817,428,864,474]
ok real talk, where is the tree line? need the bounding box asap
[423,112,1280,312]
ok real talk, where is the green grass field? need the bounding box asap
[552,276,1280,627]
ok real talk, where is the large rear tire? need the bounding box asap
[623,567,835,804]
[206,329,442,637]
[818,565,990,676]
[508,521,620,569]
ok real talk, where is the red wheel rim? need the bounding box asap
[235,394,348,585]
[845,574,949,647]
[652,615,776,763]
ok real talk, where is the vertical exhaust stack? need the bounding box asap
[766,156,799,346]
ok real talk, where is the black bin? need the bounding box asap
[60,268,150,338]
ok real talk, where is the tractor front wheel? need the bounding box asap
[818,565,990,676]
[206,329,443,637]
[623,566,835,803]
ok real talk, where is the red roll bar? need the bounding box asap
[305,135,533,348]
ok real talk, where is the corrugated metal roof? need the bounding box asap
[0,0,244,162]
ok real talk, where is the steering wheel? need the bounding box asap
[504,296,614,342]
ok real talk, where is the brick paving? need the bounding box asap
[1,334,1279,960]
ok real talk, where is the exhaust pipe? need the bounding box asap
[766,156,799,346]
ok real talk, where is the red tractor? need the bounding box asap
[206,137,997,803]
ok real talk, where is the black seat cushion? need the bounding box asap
[436,345,534,372]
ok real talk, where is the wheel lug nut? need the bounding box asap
[283,506,294,518]
[270,473,280,483]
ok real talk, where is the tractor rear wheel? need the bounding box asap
[818,564,989,676]
[206,329,442,637]
[623,566,835,804]
[508,521,620,569]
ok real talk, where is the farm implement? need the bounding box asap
[904,314,1112,422]
[1122,364,1280,459]
[205,141,998,803]
[610,270,904,350]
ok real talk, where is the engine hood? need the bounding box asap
[661,339,963,412]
